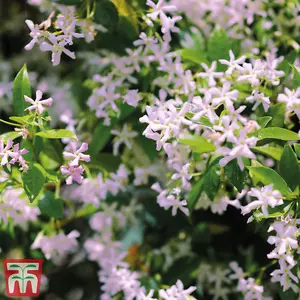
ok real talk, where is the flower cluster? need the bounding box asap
[61,142,90,185]
[25,6,85,66]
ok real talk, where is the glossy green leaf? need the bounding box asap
[0,131,21,143]
[247,166,291,197]
[207,29,231,62]
[12,64,31,116]
[38,191,64,219]
[36,129,77,140]
[188,158,221,212]
[89,123,112,155]
[257,116,272,128]
[181,49,207,65]
[180,135,216,154]
[94,0,119,30]
[258,127,300,141]
[224,159,247,191]
[279,143,300,191]
[268,103,285,128]
[252,146,283,161]
[22,163,45,202]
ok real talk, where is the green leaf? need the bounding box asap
[247,166,292,197]
[36,129,77,140]
[279,143,300,191]
[22,163,46,202]
[207,29,231,62]
[187,176,205,212]
[268,103,285,127]
[188,158,221,212]
[38,191,64,219]
[0,131,21,143]
[258,127,300,141]
[180,49,207,65]
[203,160,221,199]
[257,116,272,128]
[12,64,31,116]
[179,135,216,154]
[294,144,300,158]
[290,64,300,89]
[252,146,283,161]
[89,123,112,155]
[9,115,33,125]
[94,0,119,30]
[224,159,247,191]
[49,0,80,4]
[92,153,121,172]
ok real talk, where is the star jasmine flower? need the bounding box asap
[219,130,257,170]
[246,90,270,112]
[40,34,75,66]
[219,50,246,75]
[270,259,299,291]
[24,90,53,114]
[146,0,177,21]
[63,142,91,166]
[24,19,45,50]
[159,280,196,299]
[196,61,224,87]
[111,124,138,156]
[123,90,142,107]
[60,164,84,185]
[241,185,283,217]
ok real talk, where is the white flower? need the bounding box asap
[123,90,142,107]
[241,184,283,217]
[24,90,53,113]
[196,61,224,87]
[40,34,76,66]
[146,0,177,21]
[111,124,138,156]
[219,50,246,75]
[159,280,196,300]
[270,259,299,292]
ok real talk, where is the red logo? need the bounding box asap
[2,259,44,297]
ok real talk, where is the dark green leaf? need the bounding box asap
[38,191,64,219]
[22,163,45,202]
[224,159,247,191]
[12,64,31,116]
[49,0,80,4]
[294,144,300,158]
[94,0,119,30]
[290,64,300,89]
[187,176,204,212]
[279,143,300,191]
[89,123,112,155]
[188,158,221,212]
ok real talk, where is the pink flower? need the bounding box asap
[24,90,53,114]
[60,164,84,185]
[40,34,75,66]
[63,142,90,166]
